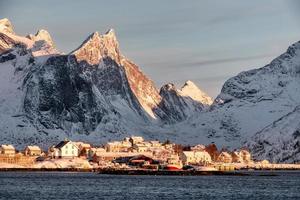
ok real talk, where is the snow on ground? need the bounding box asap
[33,158,92,169]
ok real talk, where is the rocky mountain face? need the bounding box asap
[159,81,211,122]
[0,19,208,148]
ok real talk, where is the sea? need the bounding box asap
[0,171,299,200]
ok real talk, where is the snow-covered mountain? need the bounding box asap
[172,39,300,162]
[1,18,300,163]
[0,18,208,148]
[159,81,211,122]
[247,106,300,163]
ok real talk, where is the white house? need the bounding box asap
[180,151,212,165]
[51,140,79,158]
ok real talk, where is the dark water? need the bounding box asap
[0,171,300,200]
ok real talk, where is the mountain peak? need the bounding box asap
[71,29,120,65]
[27,29,55,47]
[105,29,116,38]
[161,83,176,91]
[182,80,197,88]
[0,18,14,34]
[180,80,213,106]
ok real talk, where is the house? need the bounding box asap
[152,149,173,162]
[132,143,148,153]
[163,143,174,151]
[88,147,106,160]
[191,144,206,151]
[217,152,232,163]
[129,136,144,145]
[239,150,251,163]
[24,145,42,156]
[149,141,162,147]
[50,140,79,158]
[231,151,243,163]
[0,144,15,156]
[180,151,212,165]
[75,142,92,157]
[105,140,131,152]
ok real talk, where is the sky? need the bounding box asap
[1,0,300,98]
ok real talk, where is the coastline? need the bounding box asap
[1,167,300,175]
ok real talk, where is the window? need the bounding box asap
[65,151,68,154]
[72,151,74,154]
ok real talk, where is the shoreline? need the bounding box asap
[0,168,300,175]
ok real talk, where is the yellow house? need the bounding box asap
[24,145,42,156]
[0,144,15,156]
[217,152,232,163]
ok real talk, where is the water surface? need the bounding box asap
[0,171,299,200]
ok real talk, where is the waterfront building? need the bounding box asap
[231,151,243,163]
[239,150,251,163]
[0,144,15,156]
[24,145,42,156]
[50,140,79,158]
[75,142,92,157]
[217,152,232,163]
[180,151,212,165]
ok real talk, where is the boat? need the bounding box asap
[164,164,182,171]
[164,155,183,171]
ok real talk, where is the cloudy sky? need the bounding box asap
[1,0,300,97]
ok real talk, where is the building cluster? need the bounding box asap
[0,136,253,170]
[0,144,42,157]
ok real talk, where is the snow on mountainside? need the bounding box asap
[180,80,213,106]
[247,106,300,163]
[0,18,208,149]
[159,81,209,122]
[173,40,300,159]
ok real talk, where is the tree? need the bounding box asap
[174,144,183,155]
[205,143,218,161]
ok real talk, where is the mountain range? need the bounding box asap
[0,18,299,163]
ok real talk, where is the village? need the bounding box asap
[0,136,299,172]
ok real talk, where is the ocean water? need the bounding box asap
[0,171,300,200]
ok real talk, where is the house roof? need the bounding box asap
[54,141,79,149]
[1,144,15,150]
[26,145,41,151]
[55,141,70,149]
[182,151,194,157]
[219,152,231,157]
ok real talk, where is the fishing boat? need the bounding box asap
[164,155,182,171]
